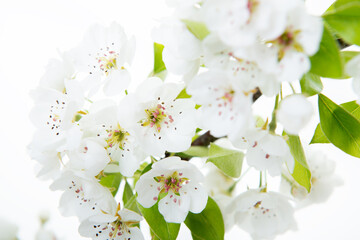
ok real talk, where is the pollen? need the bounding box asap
[106,123,130,150]
[140,103,174,133]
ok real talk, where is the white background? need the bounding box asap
[1,0,360,239]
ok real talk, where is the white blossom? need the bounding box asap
[135,157,208,223]
[0,218,18,240]
[79,204,144,240]
[232,129,294,176]
[50,171,116,221]
[152,19,201,82]
[124,77,197,157]
[79,100,145,177]
[277,94,313,135]
[187,69,253,138]
[202,0,292,48]
[228,189,296,239]
[281,150,342,206]
[66,138,110,177]
[40,53,75,92]
[71,22,135,96]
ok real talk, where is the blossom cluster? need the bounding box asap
[28,0,351,239]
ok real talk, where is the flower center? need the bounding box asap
[106,123,129,149]
[269,28,303,60]
[96,50,121,76]
[247,0,259,14]
[140,104,174,132]
[221,90,235,103]
[47,99,67,136]
[155,171,189,195]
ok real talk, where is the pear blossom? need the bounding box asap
[0,218,18,240]
[79,100,145,177]
[281,150,342,206]
[228,189,296,239]
[125,77,197,157]
[152,20,202,82]
[71,22,135,96]
[135,157,208,223]
[29,84,84,153]
[79,204,144,240]
[277,94,313,135]
[202,0,292,48]
[187,69,253,138]
[50,171,116,221]
[40,53,75,92]
[66,138,110,177]
[264,0,323,82]
[232,129,294,176]
[28,147,61,179]
[346,54,360,102]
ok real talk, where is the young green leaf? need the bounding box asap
[323,2,360,45]
[153,42,166,74]
[150,42,167,80]
[341,100,360,118]
[310,124,331,144]
[285,134,312,192]
[176,88,192,99]
[311,100,360,144]
[182,146,209,157]
[123,180,134,206]
[318,94,360,158]
[99,173,122,197]
[184,197,224,240]
[137,202,181,240]
[342,51,360,64]
[181,19,210,40]
[300,72,323,96]
[310,25,344,78]
[207,143,244,178]
[327,0,360,11]
[124,195,141,214]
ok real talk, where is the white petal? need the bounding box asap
[118,209,143,222]
[103,69,131,96]
[158,192,191,223]
[135,173,162,208]
[277,94,313,135]
[184,184,208,214]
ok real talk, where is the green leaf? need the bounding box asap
[310,124,330,144]
[123,180,134,206]
[124,195,141,214]
[327,0,360,11]
[149,42,167,80]
[153,42,166,73]
[184,197,224,240]
[300,73,323,96]
[182,19,210,40]
[285,134,312,192]
[182,146,209,157]
[176,88,192,99]
[342,51,360,64]
[310,25,344,78]
[311,100,360,144]
[99,173,122,197]
[341,100,360,118]
[207,143,244,178]
[137,202,180,240]
[323,2,360,45]
[318,94,360,158]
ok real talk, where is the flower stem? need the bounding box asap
[269,94,279,133]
